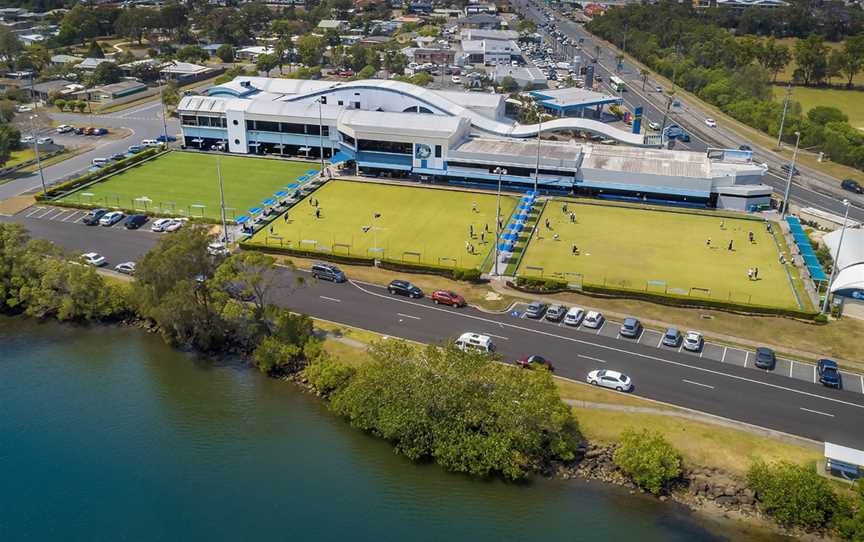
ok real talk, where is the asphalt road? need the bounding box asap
[513,0,864,222]
[5,209,864,449]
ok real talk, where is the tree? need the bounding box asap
[91,62,122,85]
[0,124,21,166]
[499,76,519,93]
[161,81,179,107]
[297,34,325,67]
[115,7,147,45]
[0,100,16,123]
[755,37,791,82]
[21,257,127,321]
[328,341,581,480]
[130,63,160,83]
[793,35,829,86]
[517,20,537,33]
[215,44,235,64]
[159,1,188,40]
[175,45,209,64]
[58,5,99,46]
[613,429,681,495]
[54,98,67,112]
[86,39,105,59]
[835,482,864,541]
[747,460,838,529]
[356,65,375,79]
[214,251,280,325]
[255,53,279,75]
[836,34,864,88]
[808,105,848,126]
[0,26,23,71]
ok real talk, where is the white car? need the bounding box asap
[683,331,704,352]
[151,218,174,232]
[163,219,184,232]
[81,252,106,267]
[655,85,663,92]
[705,118,717,128]
[20,135,35,144]
[451,75,462,84]
[455,332,494,353]
[207,242,229,256]
[114,261,136,275]
[99,211,124,226]
[16,105,32,113]
[647,121,661,131]
[587,369,633,392]
[563,306,585,326]
[56,124,73,133]
[582,311,604,329]
[36,137,53,145]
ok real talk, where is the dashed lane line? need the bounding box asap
[319,296,341,303]
[347,280,864,411]
[800,407,834,418]
[397,313,421,320]
[682,379,715,390]
[578,354,606,364]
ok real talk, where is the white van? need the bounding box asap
[91,158,109,167]
[141,139,159,147]
[455,332,494,353]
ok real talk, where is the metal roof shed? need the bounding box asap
[825,442,864,480]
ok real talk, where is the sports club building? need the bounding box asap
[177,76,773,211]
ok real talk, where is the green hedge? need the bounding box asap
[512,277,820,320]
[240,241,487,283]
[36,147,166,201]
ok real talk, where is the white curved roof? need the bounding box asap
[831,265,864,294]
[824,228,864,272]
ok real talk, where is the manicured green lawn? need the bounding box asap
[58,152,314,220]
[249,180,518,270]
[4,148,36,169]
[517,201,798,309]
[772,85,864,131]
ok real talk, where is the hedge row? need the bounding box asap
[36,147,166,202]
[512,277,820,321]
[240,241,485,283]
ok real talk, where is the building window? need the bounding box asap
[352,101,360,109]
[279,122,305,134]
[434,145,442,158]
[339,131,356,146]
[338,100,343,106]
[320,96,327,104]
[180,115,197,126]
[357,139,412,154]
[245,120,255,130]
[255,120,280,133]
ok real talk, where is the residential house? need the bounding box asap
[456,14,501,29]
[236,46,275,61]
[160,61,221,84]
[317,19,348,32]
[77,57,116,72]
[50,54,83,67]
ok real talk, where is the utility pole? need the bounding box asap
[316,97,325,173]
[159,78,169,143]
[29,115,47,195]
[776,83,792,149]
[216,144,228,243]
[821,199,850,314]
[781,131,801,217]
[493,167,507,276]
[659,95,673,140]
[534,102,542,194]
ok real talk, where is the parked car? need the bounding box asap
[704,118,717,128]
[587,369,633,392]
[544,303,567,322]
[525,301,548,319]
[841,179,863,194]
[141,139,159,147]
[619,318,642,338]
[564,307,585,326]
[156,134,177,142]
[151,218,174,232]
[207,242,229,256]
[455,332,494,352]
[817,359,842,389]
[164,219,184,232]
[431,289,466,307]
[56,124,73,133]
[647,121,661,131]
[655,85,663,92]
[128,145,144,153]
[780,163,800,176]
[583,311,604,329]
[92,128,108,136]
[99,211,125,226]
[738,145,752,151]
[16,105,33,113]
[110,153,126,161]
[114,262,136,275]
[82,208,108,226]
[754,347,776,370]
[83,127,96,135]
[516,355,554,371]
[123,214,148,229]
[311,262,346,283]
[19,135,35,144]
[91,158,109,167]
[36,137,53,145]
[388,279,423,298]
[81,252,106,267]
[682,331,703,352]
[662,327,682,347]
[451,75,462,84]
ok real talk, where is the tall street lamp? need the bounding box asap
[821,199,851,315]
[493,167,507,276]
[29,114,47,195]
[534,101,542,194]
[776,84,792,149]
[159,77,169,143]
[781,131,801,217]
[215,142,229,244]
[315,97,326,174]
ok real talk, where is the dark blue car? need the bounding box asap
[817,359,842,389]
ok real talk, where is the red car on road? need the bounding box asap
[516,355,554,372]
[431,290,466,307]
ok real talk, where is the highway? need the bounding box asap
[512,0,864,222]
[4,209,864,450]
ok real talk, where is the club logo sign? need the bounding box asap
[415,143,432,160]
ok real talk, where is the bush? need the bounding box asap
[452,268,482,282]
[835,482,864,541]
[515,276,567,291]
[304,356,356,396]
[613,429,681,494]
[747,460,838,530]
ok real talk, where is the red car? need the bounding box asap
[516,355,554,372]
[337,69,354,77]
[431,290,466,307]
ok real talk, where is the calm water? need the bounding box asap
[0,317,782,541]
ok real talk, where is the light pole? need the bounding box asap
[29,115,47,195]
[821,199,850,315]
[781,131,800,217]
[493,167,507,276]
[215,143,229,243]
[534,101,542,194]
[158,78,170,144]
[776,84,792,149]
[315,97,325,174]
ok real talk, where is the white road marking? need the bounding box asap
[721,346,728,362]
[813,364,817,384]
[396,313,421,320]
[49,210,72,221]
[656,335,663,348]
[62,211,82,222]
[347,280,864,411]
[319,296,341,303]
[861,374,864,393]
[789,360,795,378]
[596,321,605,335]
[34,208,55,219]
[682,379,715,390]
[25,206,44,217]
[744,351,750,368]
[800,407,834,418]
[578,354,606,364]
[484,332,509,341]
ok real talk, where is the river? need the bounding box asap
[0,317,784,541]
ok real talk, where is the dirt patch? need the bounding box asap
[0,195,35,215]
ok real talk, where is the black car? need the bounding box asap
[124,214,148,229]
[82,208,108,226]
[754,347,776,370]
[780,164,800,176]
[110,153,126,161]
[74,127,85,135]
[525,301,548,319]
[311,263,346,283]
[817,359,842,389]
[738,145,752,151]
[841,179,863,194]
[387,279,423,298]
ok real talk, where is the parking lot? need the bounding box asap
[20,205,94,224]
[512,302,864,395]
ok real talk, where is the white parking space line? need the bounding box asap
[49,210,72,221]
[396,313,421,320]
[578,354,606,364]
[34,208,56,219]
[656,335,663,348]
[596,322,604,335]
[861,375,864,393]
[24,206,45,217]
[721,346,728,362]
[682,379,715,390]
[813,365,817,384]
[744,351,750,368]
[800,407,834,418]
[319,296,341,302]
[790,360,795,378]
[62,211,82,222]
[484,332,509,341]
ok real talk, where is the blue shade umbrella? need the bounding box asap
[298,175,309,182]
[262,198,276,206]
[235,216,250,224]
[498,243,515,251]
[514,213,529,221]
[517,203,532,210]
[274,191,287,198]
[306,170,318,175]
[248,207,263,215]
[501,233,517,241]
[506,222,522,230]
[286,183,299,189]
